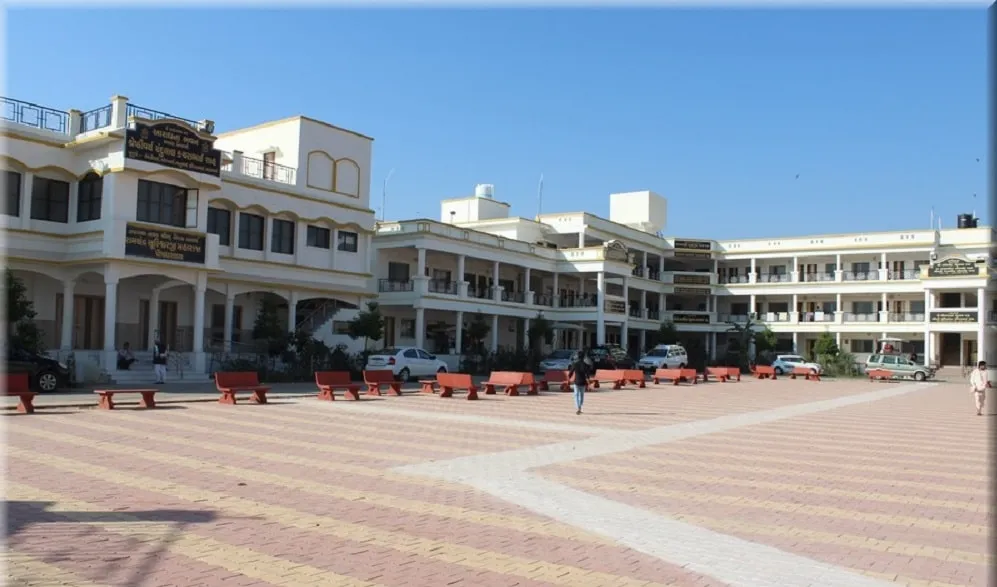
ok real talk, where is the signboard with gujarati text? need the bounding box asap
[125,223,206,264]
[926,257,980,278]
[673,273,712,286]
[673,239,712,251]
[125,120,221,177]
[673,286,711,296]
[671,313,711,324]
[929,311,978,324]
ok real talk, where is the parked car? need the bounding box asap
[539,349,577,372]
[364,347,448,382]
[588,345,637,370]
[771,354,823,376]
[7,347,71,392]
[865,354,935,381]
[637,344,688,372]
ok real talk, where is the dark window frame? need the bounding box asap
[3,170,21,217]
[306,225,330,249]
[76,172,103,222]
[337,230,358,252]
[271,218,295,255]
[238,212,265,251]
[207,207,232,246]
[136,179,187,227]
[30,176,70,223]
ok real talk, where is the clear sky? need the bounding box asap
[6,7,989,239]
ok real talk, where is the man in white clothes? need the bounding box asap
[969,361,990,416]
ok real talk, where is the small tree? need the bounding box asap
[466,313,491,354]
[347,302,384,352]
[813,331,839,358]
[252,295,287,360]
[6,271,45,353]
[726,317,777,368]
[526,312,554,353]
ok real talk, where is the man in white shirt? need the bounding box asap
[969,361,990,416]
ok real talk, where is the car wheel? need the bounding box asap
[437,366,447,373]
[774,367,784,375]
[398,368,411,383]
[678,363,686,369]
[36,371,59,392]
[914,371,926,382]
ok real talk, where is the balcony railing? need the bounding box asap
[888,312,925,322]
[559,296,597,308]
[467,286,491,299]
[428,280,457,295]
[535,293,555,307]
[843,312,879,322]
[629,307,643,318]
[222,154,297,186]
[802,272,836,283]
[79,104,112,133]
[127,103,208,132]
[2,97,68,133]
[647,269,661,281]
[647,309,660,320]
[888,270,920,281]
[842,271,877,281]
[757,312,792,322]
[378,279,413,293]
[798,312,835,322]
[502,290,526,303]
[989,311,997,323]
[757,274,792,284]
[632,266,644,278]
[718,313,750,323]
[720,275,751,284]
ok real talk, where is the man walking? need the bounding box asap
[970,360,990,416]
[152,338,168,384]
[567,348,591,415]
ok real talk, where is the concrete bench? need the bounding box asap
[704,367,740,383]
[790,366,821,381]
[4,373,36,414]
[93,388,158,410]
[752,365,778,380]
[436,372,479,400]
[590,369,624,390]
[215,371,271,405]
[315,371,360,401]
[652,368,698,386]
[363,369,402,396]
[482,371,537,396]
[539,370,572,392]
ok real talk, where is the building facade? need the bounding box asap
[374,185,996,369]
[2,94,376,383]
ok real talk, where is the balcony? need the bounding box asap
[719,275,751,285]
[535,293,556,307]
[842,312,879,322]
[647,309,661,320]
[888,312,925,322]
[842,271,878,282]
[378,279,413,293]
[989,311,997,323]
[629,306,643,318]
[501,290,526,304]
[428,280,458,295]
[3,95,213,138]
[467,286,491,300]
[798,312,835,323]
[3,97,70,133]
[887,270,921,281]
[802,272,836,283]
[221,152,296,186]
[718,313,750,324]
[559,295,598,308]
[757,274,792,284]
[757,312,792,322]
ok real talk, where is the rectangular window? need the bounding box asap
[76,175,102,222]
[400,319,415,338]
[263,151,276,181]
[306,225,330,249]
[136,179,187,227]
[207,207,231,246]
[388,262,410,281]
[852,262,870,273]
[852,301,875,314]
[3,170,21,217]
[337,230,358,252]
[271,219,295,254]
[238,212,265,251]
[851,339,875,353]
[30,177,70,223]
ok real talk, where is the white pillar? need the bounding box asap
[880,252,888,280]
[192,282,206,353]
[639,329,646,352]
[658,292,665,315]
[791,294,799,322]
[223,293,235,352]
[792,332,799,353]
[103,275,118,370]
[523,318,531,350]
[331,227,339,267]
[835,332,841,349]
[491,314,499,351]
[364,234,373,274]
[749,258,757,283]
[577,227,585,248]
[492,261,501,301]
[596,271,606,345]
[148,289,160,350]
[417,247,427,278]
[60,280,75,350]
[791,256,799,282]
[835,254,843,282]
[552,272,560,307]
[657,255,665,280]
[710,332,717,360]
[415,307,425,349]
[749,294,757,316]
[978,287,987,364]
[524,267,532,294]
[287,291,299,333]
[454,310,464,354]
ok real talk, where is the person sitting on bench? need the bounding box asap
[117,342,136,370]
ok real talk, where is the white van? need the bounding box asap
[637,344,688,372]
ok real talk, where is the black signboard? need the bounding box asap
[930,311,978,324]
[125,223,206,264]
[674,273,712,286]
[674,287,711,296]
[604,300,627,314]
[125,120,221,177]
[674,239,712,251]
[927,257,980,278]
[674,251,713,260]
[672,313,711,324]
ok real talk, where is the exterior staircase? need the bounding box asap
[106,351,209,385]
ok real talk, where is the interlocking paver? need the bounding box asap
[5,377,987,586]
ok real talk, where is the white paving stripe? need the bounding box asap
[392,382,933,587]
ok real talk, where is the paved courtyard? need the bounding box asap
[4,376,990,586]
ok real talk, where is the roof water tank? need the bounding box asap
[474,184,494,199]
[957,213,976,229]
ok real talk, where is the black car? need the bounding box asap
[588,345,637,370]
[7,347,71,392]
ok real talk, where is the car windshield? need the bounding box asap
[645,349,669,357]
[781,356,804,363]
[547,350,574,360]
[373,348,400,356]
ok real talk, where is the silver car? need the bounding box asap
[865,354,935,381]
[539,349,576,372]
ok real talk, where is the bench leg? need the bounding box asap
[318,387,334,401]
[637,379,646,388]
[219,392,237,405]
[590,380,600,389]
[366,384,382,396]
[505,385,519,397]
[538,382,549,391]
[251,390,268,405]
[613,381,623,390]
[344,388,360,401]
[18,394,35,414]
[139,391,157,409]
[560,382,570,392]
[388,383,402,396]
[466,386,479,400]
[439,386,453,398]
[483,384,496,395]
[97,394,114,410]
[652,377,660,385]
[527,383,538,396]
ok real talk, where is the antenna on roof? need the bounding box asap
[536,173,544,220]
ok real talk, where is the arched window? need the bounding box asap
[77,172,103,222]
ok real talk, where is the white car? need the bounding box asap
[539,349,577,372]
[637,344,688,372]
[771,354,822,375]
[365,347,448,382]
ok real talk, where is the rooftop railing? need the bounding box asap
[126,103,210,132]
[2,97,68,133]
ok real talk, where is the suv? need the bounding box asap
[588,345,636,370]
[637,345,688,372]
[865,354,934,381]
[7,347,71,392]
[771,354,823,376]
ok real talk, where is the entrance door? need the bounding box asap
[965,339,978,366]
[139,300,150,349]
[940,332,961,366]
[158,301,179,350]
[383,317,396,347]
[74,295,104,350]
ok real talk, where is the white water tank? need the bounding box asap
[475,184,495,199]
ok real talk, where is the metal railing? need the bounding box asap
[647,309,660,320]
[632,266,645,277]
[628,307,643,318]
[757,274,792,283]
[888,312,925,322]
[756,312,792,322]
[842,312,879,322]
[802,273,836,283]
[79,104,112,133]
[127,103,207,132]
[720,275,750,284]
[378,279,413,293]
[647,270,660,281]
[534,293,555,307]
[428,280,458,295]
[467,286,490,299]
[798,312,835,322]
[229,154,297,185]
[559,296,597,308]
[502,290,526,303]
[888,270,920,281]
[718,313,750,323]
[842,271,877,281]
[2,97,68,133]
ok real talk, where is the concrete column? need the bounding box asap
[293,220,306,265]
[331,227,339,267]
[454,310,464,354]
[457,255,466,296]
[621,321,629,347]
[792,332,799,353]
[148,289,160,350]
[492,261,501,301]
[524,267,532,295]
[110,94,129,128]
[552,272,560,307]
[192,282,206,353]
[658,256,665,280]
[835,332,842,350]
[417,247,427,277]
[415,307,425,349]
[577,227,586,248]
[749,294,757,316]
[791,294,799,323]
[364,233,373,274]
[791,256,799,282]
[491,314,499,351]
[880,292,889,323]
[879,252,888,280]
[596,271,606,345]
[263,216,274,261]
[978,287,987,364]
[749,258,757,283]
[924,328,932,366]
[60,280,75,350]
[658,292,665,316]
[223,293,235,352]
[641,251,647,274]
[287,291,299,333]
[103,275,119,370]
[523,318,531,350]
[835,254,844,282]
[639,329,646,352]
[710,332,717,360]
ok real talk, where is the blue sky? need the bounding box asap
[6,8,989,239]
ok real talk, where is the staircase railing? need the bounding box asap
[296,300,337,333]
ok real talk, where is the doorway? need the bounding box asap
[158,300,179,350]
[383,316,396,347]
[62,295,105,350]
[940,332,961,366]
[964,339,978,366]
[139,300,150,349]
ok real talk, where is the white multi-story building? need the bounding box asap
[2,94,376,382]
[374,184,995,368]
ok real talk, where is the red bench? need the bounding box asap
[704,367,740,382]
[539,370,572,392]
[93,389,158,410]
[790,366,821,381]
[867,368,895,381]
[315,371,360,401]
[214,371,271,405]
[621,369,646,388]
[436,372,479,400]
[752,365,777,380]
[482,371,537,396]
[363,369,402,396]
[652,368,698,386]
[5,373,36,414]
[590,369,624,390]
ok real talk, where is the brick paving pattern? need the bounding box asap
[4,376,990,586]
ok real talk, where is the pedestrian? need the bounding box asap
[568,347,591,415]
[969,360,990,416]
[152,338,168,384]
